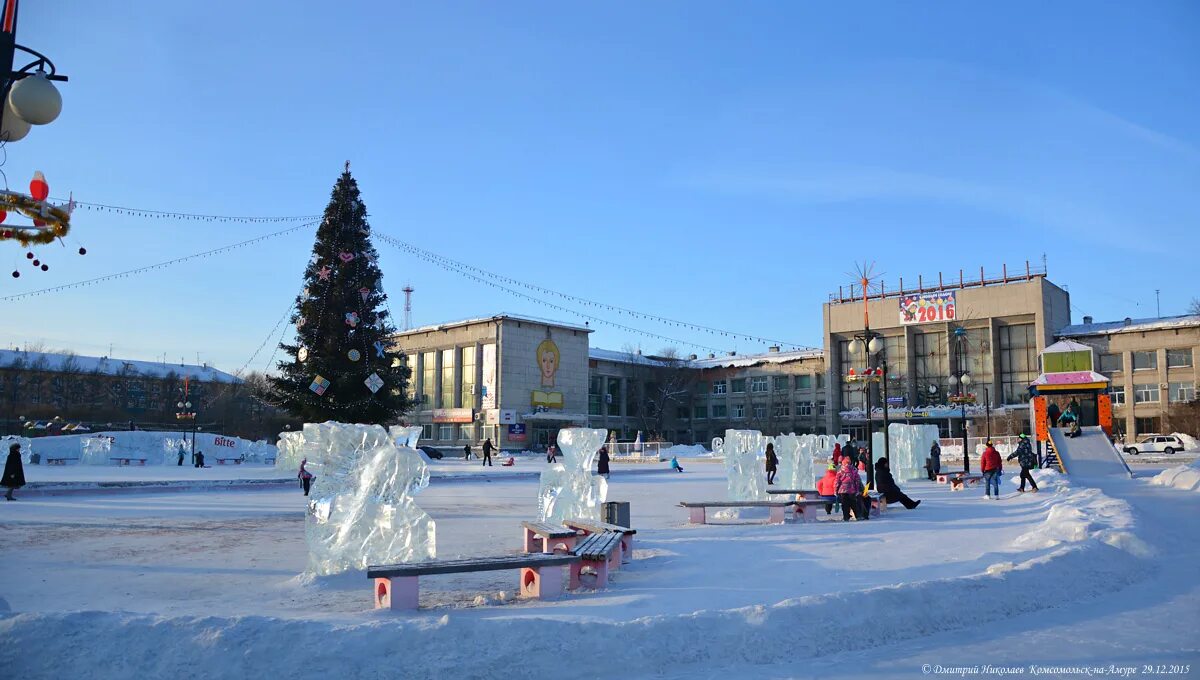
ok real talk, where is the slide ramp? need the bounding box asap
[1049,426,1133,478]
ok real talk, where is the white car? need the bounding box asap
[1123,435,1186,455]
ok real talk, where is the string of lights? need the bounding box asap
[48,197,321,224]
[0,221,317,302]
[378,233,817,351]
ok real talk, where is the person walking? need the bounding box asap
[4,442,26,501]
[765,442,778,485]
[463,443,473,460]
[835,456,867,521]
[177,444,186,467]
[832,442,843,466]
[1006,434,1039,493]
[816,462,838,515]
[481,438,493,467]
[547,444,558,464]
[298,458,314,496]
[597,445,610,478]
[980,440,1002,499]
[928,440,942,480]
[873,458,920,510]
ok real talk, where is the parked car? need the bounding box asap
[418,446,444,460]
[1123,434,1186,455]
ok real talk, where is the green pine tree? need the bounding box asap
[268,167,412,424]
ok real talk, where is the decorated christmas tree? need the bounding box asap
[268,166,412,424]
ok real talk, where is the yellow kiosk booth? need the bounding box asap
[1028,340,1113,471]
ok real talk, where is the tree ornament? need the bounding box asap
[25,252,33,259]
[373,341,385,358]
[317,266,331,281]
[338,251,355,263]
[78,247,86,255]
[364,372,384,394]
[40,263,47,271]
[309,375,330,395]
[359,286,371,302]
[29,171,49,201]
[347,349,361,362]
[345,311,359,327]
[297,347,309,362]
[11,270,18,278]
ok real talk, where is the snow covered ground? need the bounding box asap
[1,462,1197,678]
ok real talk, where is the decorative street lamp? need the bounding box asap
[176,395,198,464]
[843,267,890,489]
[0,1,67,143]
[949,370,975,472]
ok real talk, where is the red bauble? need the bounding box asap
[848,368,856,376]
[29,172,49,201]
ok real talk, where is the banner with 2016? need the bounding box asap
[898,292,956,325]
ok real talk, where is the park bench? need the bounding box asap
[110,457,148,466]
[569,530,623,589]
[766,488,819,501]
[522,520,579,555]
[935,471,967,484]
[789,498,833,522]
[45,456,78,466]
[215,457,243,465]
[950,475,983,491]
[867,492,887,514]
[679,500,798,525]
[367,553,581,611]
[264,456,276,465]
[563,518,637,561]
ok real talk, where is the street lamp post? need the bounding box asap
[0,1,68,144]
[984,386,992,441]
[848,333,884,487]
[949,371,973,473]
[177,397,197,464]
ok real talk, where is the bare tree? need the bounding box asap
[1190,298,1200,316]
[623,345,696,439]
[1166,400,1200,439]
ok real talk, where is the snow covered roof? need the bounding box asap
[590,346,824,369]
[398,313,593,336]
[1041,339,1095,354]
[1058,314,1200,338]
[0,350,241,383]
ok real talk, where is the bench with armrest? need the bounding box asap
[563,518,636,561]
[45,457,78,466]
[521,520,579,554]
[569,530,623,589]
[367,553,581,610]
[215,457,243,465]
[109,457,148,466]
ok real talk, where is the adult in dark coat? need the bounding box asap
[765,442,778,485]
[1006,434,1039,492]
[597,446,610,478]
[4,442,26,500]
[481,438,493,467]
[873,458,919,510]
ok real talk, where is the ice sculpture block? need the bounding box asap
[79,436,112,465]
[538,427,608,524]
[302,422,435,576]
[714,429,767,500]
[887,423,940,481]
[162,437,189,465]
[3,436,33,464]
[274,430,304,470]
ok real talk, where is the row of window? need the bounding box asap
[1099,348,1194,373]
[707,374,824,395]
[417,345,489,410]
[686,401,828,420]
[1110,382,1196,405]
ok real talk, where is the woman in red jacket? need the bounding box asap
[980,441,1002,499]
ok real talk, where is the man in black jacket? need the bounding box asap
[481,438,493,467]
[873,458,920,510]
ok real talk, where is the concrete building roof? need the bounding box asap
[398,313,594,336]
[0,349,241,383]
[1057,314,1200,338]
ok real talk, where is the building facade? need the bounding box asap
[1056,315,1199,439]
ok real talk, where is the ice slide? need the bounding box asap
[1049,426,1133,479]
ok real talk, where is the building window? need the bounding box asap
[693,404,707,419]
[752,405,766,419]
[626,381,641,417]
[440,348,456,408]
[962,328,992,388]
[1134,417,1160,436]
[438,424,454,440]
[750,377,768,393]
[1167,348,1194,368]
[606,379,620,416]
[421,351,436,406]
[695,430,708,445]
[1169,381,1195,403]
[731,378,746,393]
[712,404,727,418]
[589,377,603,416]
[772,402,790,418]
[796,375,812,390]
[1099,353,1123,373]
[773,376,789,391]
[817,401,827,416]
[797,401,814,416]
[421,424,433,440]
[1110,385,1126,406]
[914,331,950,405]
[1132,351,1157,371]
[458,423,475,441]
[998,324,1036,405]
[712,380,727,395]
[732,403,745,419]
[815,373,824,389]
[460,346,476,410]
[1134,383,1160,403]
[882,335,908,381]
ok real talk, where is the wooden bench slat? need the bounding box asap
[765,489,818,495]
[521,520,578,539]
[575,532,621,560]
[564,518,637,535]
[679,501,797,508]
[368,553,577,578]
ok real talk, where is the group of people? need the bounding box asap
[810,442,921,521]
[461,439,496,466]
[980,434,1040,498]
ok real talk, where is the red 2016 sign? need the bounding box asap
[899,292,956,325]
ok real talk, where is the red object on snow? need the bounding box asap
[502,457,515,467]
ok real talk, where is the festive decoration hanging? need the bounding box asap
[338,251,355,263]
[0,172,74,246]
[345,311,359,327]
[309,375,330,395]
[317,266,331,281]
[347,349,361,362]
[364,372,384,394]
[373,341,385,358]
[297,347,308,362]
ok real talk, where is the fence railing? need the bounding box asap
[608,442,669,459]
[936,435,1021,458]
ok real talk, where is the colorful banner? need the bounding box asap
[480,343,497,410]
[899,291,956,325]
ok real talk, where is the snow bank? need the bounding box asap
[1172,432,1198,451]
[1009,470,1150,557]
[1148,458,1200,493]
[660,444,711,458]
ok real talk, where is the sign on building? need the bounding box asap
[484,409,517,425]
[432,408,473,423]
[507,423,527,442]
[481,343,497,410]
[899,292,956,325]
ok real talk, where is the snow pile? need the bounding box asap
[1010,469,1150,557]
[1172,432,1198,451]
[1148,458,1200,493]
[659,444,711,458]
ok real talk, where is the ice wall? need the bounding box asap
[715,429,767,501]
[773,433,848,490]
[873,424,940,481]
[538,428,608,524]
[303,422,435,576]
[2,436,34,464]
[275,431,304,470]
[79,436,112,465]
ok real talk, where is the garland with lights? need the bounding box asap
[0,172,73,246]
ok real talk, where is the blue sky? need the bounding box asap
[5,1,1198,370]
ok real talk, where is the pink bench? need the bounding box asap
[679,500,799,525]
[368,554,580,611]
[522,520,579,554]
[950,475,983,491]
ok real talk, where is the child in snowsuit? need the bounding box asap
[670,456,684,473]
[835,457,867,521]
[816,462,838,515]
[1005,434,1039,492]
[298,458,314,496]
